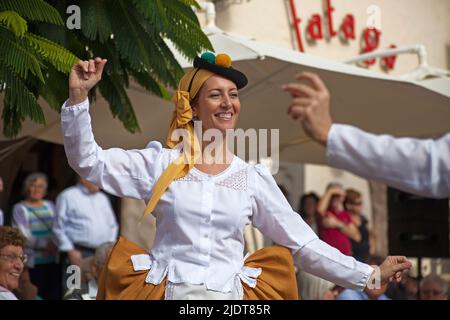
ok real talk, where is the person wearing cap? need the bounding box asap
[283,72,450,199]
[61,54,411,300]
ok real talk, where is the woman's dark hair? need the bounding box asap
[298,192,319,218]
[344,188,362,207]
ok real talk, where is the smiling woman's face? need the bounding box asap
[0,245,24,291]
[26,177,47,202]
[192,75,241,134]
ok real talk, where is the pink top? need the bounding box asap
[0,285,18,300]
[318,209,352,255]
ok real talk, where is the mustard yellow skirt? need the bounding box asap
[97,236,298,300]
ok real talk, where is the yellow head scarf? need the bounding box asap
[142,68,215,217]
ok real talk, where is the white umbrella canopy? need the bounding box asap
[1,29,449,165]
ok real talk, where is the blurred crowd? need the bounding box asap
[0,174,448,300]
[295,183,448,300]
[0,173,117,300]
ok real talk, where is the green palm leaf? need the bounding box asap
[79,0,112,43]
[38,65,69,111]
[0,65,45,137]
[1,0,212,138]
[129,68,171,101]
[24,33,79,73]
[0,0,63,25]
[0,10,27,36]
[98,74,140,133]
[0,26,45,83]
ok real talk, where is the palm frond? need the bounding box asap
[0,10,27,37]
[0,26,45,83]
[79,0,112,43]
[161,0,213,58]
[131,0,165,30]
[98,74,140,134]
[0,64,45,137]
[38,65,69,111]
[24,33,79,73]
[0,0,63,25]
[129,68,171,101]
[1,0,212,137]
[107,1,151,72]
[179,0,201,9]
[128,5,183,85]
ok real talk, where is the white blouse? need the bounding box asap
[61,99,373,297]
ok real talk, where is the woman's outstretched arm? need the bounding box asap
[61,58,169,201]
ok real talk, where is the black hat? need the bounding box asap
[193,52,248,89]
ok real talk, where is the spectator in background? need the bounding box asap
[297,269,335,300]
[298,192,319,234]
[0,177,4,226]
[420,274,448,300]
[11,173,60,300]
[0,226,27,300]
[64,241,114,300]
[344,189,375,263]
[53,176,118,291]
[385,271,418,300]
[317,182,361,255]
[404,274,419,300]
[295,192,320,286]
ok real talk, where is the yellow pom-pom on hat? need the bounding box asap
[215,53,232,68]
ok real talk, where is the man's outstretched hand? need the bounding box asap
[365,256,412,299]
[282,72,333,146]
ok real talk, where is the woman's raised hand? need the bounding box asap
[68,57,107,106]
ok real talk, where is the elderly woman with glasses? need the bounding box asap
[12,172,60,300]
[0,226,27,300]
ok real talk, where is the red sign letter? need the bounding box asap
[325,0,337,37]
[340,14,355,40]
[307,14,323,41]
[382,44,397,70]
[289,0,305,52]
[361,27,381,65]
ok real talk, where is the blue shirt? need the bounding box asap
[336,288,390,300]
[53,184,118,251]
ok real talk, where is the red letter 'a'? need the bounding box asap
[341,14,355,40]
[307,14,323,41]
